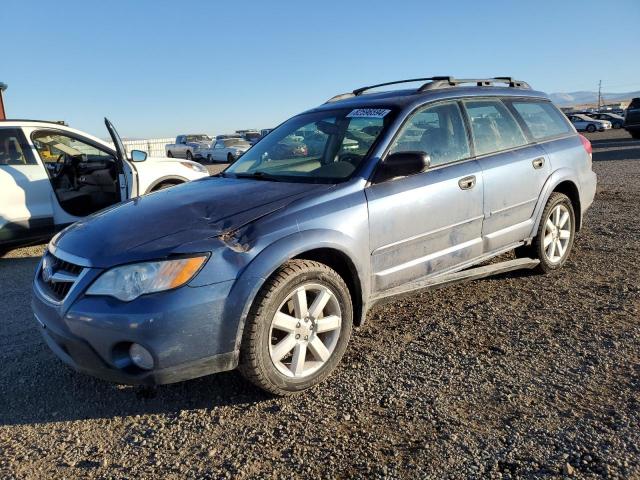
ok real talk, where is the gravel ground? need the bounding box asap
[0,129,638,479]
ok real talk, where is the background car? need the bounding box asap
[590,112,624,129]
[0,119,209,251]
[242,131,262,145]
[205,137,252,163]
[623,97,640,139]
[568,114,611,132]
[165,134,213,160]
[272,140,308,158]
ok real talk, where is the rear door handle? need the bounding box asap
[458,175,476,190]
[532,157,545,169]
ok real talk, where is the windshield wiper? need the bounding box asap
[233,171,282,182]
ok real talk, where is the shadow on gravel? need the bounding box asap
[589,136,635,146]
[593,146,640,162]
[0,361,271,426]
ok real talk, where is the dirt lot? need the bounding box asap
[1,129,638,479]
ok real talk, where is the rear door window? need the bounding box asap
[509,101,573,140]
[464,99,528,156]
[0,128,37,166]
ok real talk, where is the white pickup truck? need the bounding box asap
[165,134,212,160]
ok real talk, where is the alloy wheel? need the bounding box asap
[543,204,572,264]
[269,283,341,378]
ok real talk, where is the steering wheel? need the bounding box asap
[49,153,67,177]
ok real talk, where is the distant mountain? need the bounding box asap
[549,91,640,106]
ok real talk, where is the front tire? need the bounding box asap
[239,260,353,395]
[586,124,596,133]
[167,151,173,158]
[186,151,193,160]
[630,130,640,139]
[520,192,576,274]
[227,153,235,163]
[151,181,180,192]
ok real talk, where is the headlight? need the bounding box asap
[180,161,207,173]
[86,256,208,301]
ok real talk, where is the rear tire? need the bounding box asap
[523,192,576,274]
[239,259,353,395]
[586,124,596,133]
[630,130,640,139]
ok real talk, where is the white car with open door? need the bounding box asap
[0,118,209,252]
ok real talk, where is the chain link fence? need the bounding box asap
[106,138,174,157]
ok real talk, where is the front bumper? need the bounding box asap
[32,274,240,385]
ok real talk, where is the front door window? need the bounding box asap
[31,130,120,217]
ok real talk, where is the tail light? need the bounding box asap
[579,134,592,168]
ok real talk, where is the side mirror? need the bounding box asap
[131,150,147,162]
[375,151,431,183]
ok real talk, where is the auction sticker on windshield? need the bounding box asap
[347,108,391,118]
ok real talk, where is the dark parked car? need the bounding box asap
[32,76,596,395]
[590,112,624,129]
[623,98,640,139]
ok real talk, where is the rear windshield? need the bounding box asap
[509,101,573,140]
[186,135,211,142]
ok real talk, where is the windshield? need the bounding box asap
[225,107,394,183]
[186,135,211,142]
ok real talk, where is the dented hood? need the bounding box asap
[53,177,333,267]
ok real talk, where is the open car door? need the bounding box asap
[104,118,138,198]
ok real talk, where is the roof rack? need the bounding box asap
[325,76,530,103]
[0,118,67,125]
[418,77,530,91]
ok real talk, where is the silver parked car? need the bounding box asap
[205,137,251,163]
[568,114,611,132]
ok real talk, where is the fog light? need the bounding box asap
[129,343,154,370]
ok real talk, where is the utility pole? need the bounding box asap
[0,83,7,120]
[597,80,602,111]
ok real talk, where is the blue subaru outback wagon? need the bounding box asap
[32,77,597,394]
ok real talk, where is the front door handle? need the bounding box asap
[458,175,476,190]
[532,157,545,169]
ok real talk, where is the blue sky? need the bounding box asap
[3,0,639,138]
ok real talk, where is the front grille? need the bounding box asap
[38,253,84,302]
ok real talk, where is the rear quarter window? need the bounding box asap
[510,101,573,140]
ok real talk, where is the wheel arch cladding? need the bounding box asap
[226,230,370,351]
[553,180,582,231]
[145,176,187,194]
[293,247,364,327]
